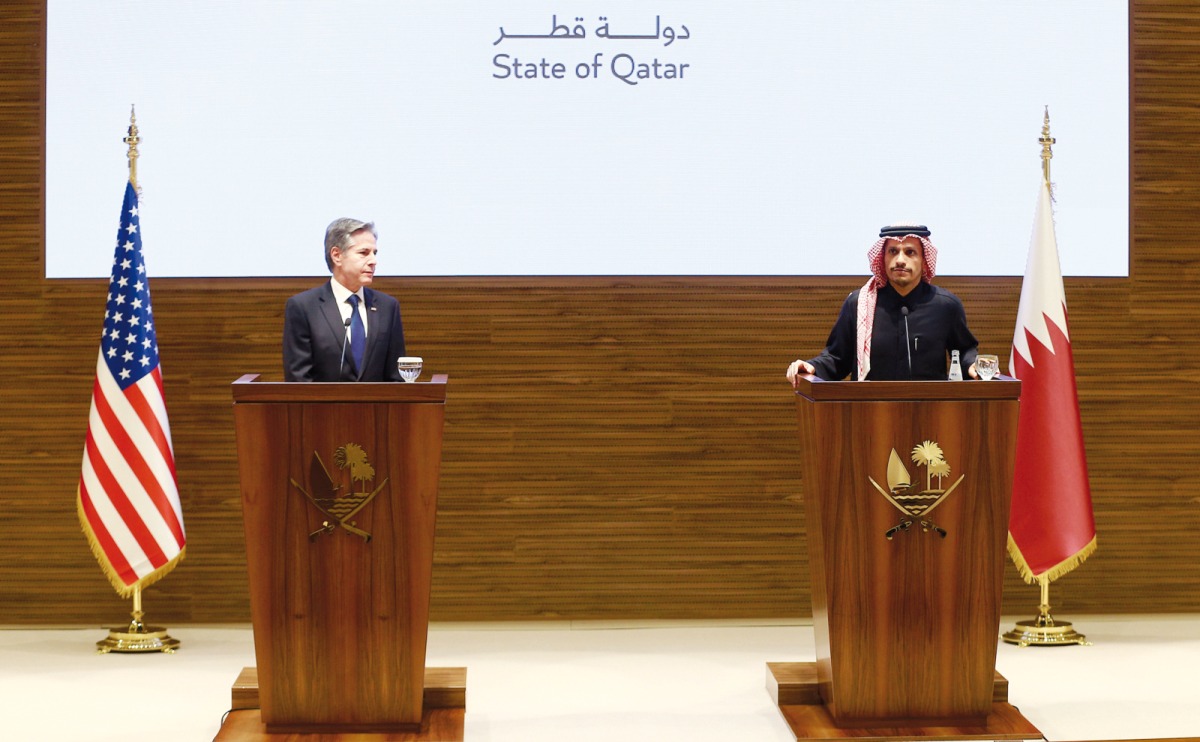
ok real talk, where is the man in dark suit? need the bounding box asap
[283,218,406,382]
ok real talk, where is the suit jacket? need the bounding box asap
[283,283,406,382]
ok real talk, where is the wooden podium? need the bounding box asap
[229,374,462,738]
[768,376,1042,741]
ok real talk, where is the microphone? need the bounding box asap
[901,306,913,379]
[338,316,352,379]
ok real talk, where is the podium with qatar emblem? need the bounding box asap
[221,374,464,740]
[767,376,1041,741]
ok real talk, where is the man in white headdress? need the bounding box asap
[786,223,978,384]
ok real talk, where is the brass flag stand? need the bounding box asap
[93,108,180,655]
[1001,109,1091,649]
[97,583,180,654]
[1002,575,1089,647]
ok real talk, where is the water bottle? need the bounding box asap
[948,350,963,381]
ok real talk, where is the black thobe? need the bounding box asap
[806,282,978,381]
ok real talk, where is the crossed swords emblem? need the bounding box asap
[867,443,964,540]
[290,444,388,542]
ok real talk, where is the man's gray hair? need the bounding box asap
[324,218,377,271]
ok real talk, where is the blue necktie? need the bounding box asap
[347,294,365,374]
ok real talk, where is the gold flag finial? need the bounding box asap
[1039,106,1055,186]
[124,105,141,191]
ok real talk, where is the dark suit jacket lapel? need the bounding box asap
[318,283,345,340]
[360,287,383,380]
[317,283,352,378]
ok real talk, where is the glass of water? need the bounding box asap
[396,357,423,383]
[975,354,999,381]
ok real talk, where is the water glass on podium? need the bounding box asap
[397,357,423,382]
[976,354,999,380]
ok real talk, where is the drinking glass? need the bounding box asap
[396,357,423,383]
[975,354,999,381]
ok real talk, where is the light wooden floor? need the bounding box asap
[0,615,1196,741]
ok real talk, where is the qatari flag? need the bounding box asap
[1007,179,1096,583]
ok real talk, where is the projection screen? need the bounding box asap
[46,1,1128,278]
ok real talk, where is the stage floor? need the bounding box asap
[1,614,1196,741]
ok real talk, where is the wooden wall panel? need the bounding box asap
[1,1,1198,624]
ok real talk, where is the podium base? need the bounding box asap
[214,708,464,742]
[216,666,466,741]
[766,662,1042,741]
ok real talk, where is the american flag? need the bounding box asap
[78,181,186,596]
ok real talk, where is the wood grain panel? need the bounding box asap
[1,1,1198,623]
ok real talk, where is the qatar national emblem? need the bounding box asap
[868,440,964,540]
[290,443,388,542]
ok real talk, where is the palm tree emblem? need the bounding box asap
[868,439,965,540]
[334,443,376,494]
[290,443,389,542]
[910,440,947,491]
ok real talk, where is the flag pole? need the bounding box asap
[1001,108,1090,648]
[1040,105,1053,185]
[96,107,180,654]
[124,104,140,191]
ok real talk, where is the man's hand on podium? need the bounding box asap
[786,359,815,388]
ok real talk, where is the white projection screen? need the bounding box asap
[46,1,1128,278]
